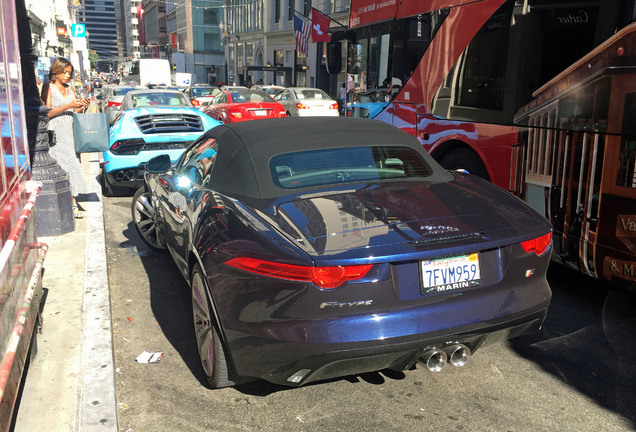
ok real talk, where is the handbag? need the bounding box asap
[72,112,110,153]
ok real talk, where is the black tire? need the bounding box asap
[191,263,236,388]
[131,187,167,251]
[438,148,490,181]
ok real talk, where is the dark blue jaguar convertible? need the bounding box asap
[132,117,552,388]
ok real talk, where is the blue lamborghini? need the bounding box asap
[101,90,221,196]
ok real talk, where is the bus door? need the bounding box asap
[560,130,606,277]
[560,78,610,276]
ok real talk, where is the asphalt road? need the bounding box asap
[104,194,636,432]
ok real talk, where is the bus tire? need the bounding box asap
[439,148,489,181]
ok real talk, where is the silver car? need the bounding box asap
[273,87,339,117]
[98,85,146,123]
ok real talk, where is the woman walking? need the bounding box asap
[44,58,90,218]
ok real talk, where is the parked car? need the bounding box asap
[346,102,390,119]
[183,84,221,108]
[345,88,390,118]
[101,96,220,196]
[273,87,339,117]
[97,85,146,123]
[132,117,552,389]
[201,88,286,123]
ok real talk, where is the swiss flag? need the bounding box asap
[311,8,331,43]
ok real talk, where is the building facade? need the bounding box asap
[83,0,118,60]
[222,0,350,95]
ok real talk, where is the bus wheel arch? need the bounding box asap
[433,142,490,181]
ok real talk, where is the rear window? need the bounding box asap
[270,146,432,189]
[113,87,137,96]
[231,90,275,103]
[295,89,330,100]
[132,92,189,107]
[192,87,215,96]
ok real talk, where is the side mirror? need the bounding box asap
[326,42,342,75]
[146,154,172,173]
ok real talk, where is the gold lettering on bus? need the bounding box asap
[616,214,636,237]
[603,256,636,281]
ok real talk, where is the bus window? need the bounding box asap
[455,3,512,112]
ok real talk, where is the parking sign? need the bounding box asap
[72,24,86,38]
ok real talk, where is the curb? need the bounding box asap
[76,155,118,431]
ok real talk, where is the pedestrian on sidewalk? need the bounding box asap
[44,57,91,219]
[338,83,346,115]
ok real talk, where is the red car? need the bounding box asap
[201,89,286,123]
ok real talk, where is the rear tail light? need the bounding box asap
[278,111,287,117]
[296,102,310,109]
[225,257,373,289]
[191,99,202,106]
[230,111,243,119]
[329,103,338,110]
[107,101,121,107]
[110,138,145,154]
[521,232,552,256]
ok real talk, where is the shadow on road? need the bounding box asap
[125,220,415,395]
[123,221,212,388]
[511,264,636,427]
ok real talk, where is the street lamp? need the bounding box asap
[218,21,231,85]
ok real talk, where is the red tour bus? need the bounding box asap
[338,0,636,289]
[0,0,47,426]
[341,0,635,190]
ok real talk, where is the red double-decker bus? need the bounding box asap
[335,0,636,289]
[339,0,635,193]
[0,0,47,427]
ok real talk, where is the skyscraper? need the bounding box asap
[82,0,119,61]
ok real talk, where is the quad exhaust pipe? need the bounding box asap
[419,344,471,372]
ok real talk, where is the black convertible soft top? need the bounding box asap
[202,117,452,199]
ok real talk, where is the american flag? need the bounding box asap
[294,14,311,54]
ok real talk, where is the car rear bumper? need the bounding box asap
[215,267,551,386]
[223,307,548,386]
[102,148,185,190]
[102,164,145,190]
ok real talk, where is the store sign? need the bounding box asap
[72,24,86,38]
[56,20,68,38]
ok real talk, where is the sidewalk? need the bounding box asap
[14,153,117,431]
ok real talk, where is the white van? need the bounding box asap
[128,59,171,87]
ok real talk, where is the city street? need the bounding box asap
[104,194,636,432]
